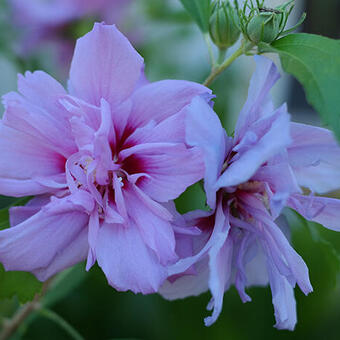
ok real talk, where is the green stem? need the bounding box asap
[203,41,254,87]
[38,308,85,340]
[0,280,52,340]
[217,48,227,65]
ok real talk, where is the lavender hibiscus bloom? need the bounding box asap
[0,23,210,294]
[160,56,340,330]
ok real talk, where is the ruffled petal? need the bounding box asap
[217,105,291,189]
[185,96,230,209]
[288,194,340,232]
[69,23,144,106]
[235,55,280,141]
[266,255,297,331]
[205,221,232,326]
[159,257,210,300]
[288,123,340,193]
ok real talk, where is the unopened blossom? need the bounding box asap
[160,56,340,329]
[10,0,131,68]
[0,23,210,294]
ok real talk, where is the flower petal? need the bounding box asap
[288,123,340,193]
[235,55,280,142]
[205,221,232,326]
[123,184,177,266]
[0,198,89,278]
[266,255,297,331]
[95,221,168,294]
[159,257,209,300]
[0,122,67,196]
[122,143,204,202]
[185,96,230,209]
[69,23,144,106]
[288,194,340,232]
[217,106,291,189]
[129,80,211,128]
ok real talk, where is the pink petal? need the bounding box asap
[69,23,144,106]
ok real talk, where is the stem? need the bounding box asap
[217,48,227,65]
[0,280,52,340]
[203,41,254,87]
[38,308,85,340]
[203,33,216,67]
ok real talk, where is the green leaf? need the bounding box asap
[43,263,88,307]
[179,0,211,32]
[0,264,42,303]
[285,209,340,288]
[259,33,340,140]
[0,209,9,230]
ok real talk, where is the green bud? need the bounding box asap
[246,11,282,44]
[209,0,241,50]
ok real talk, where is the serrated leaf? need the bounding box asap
[259,33,340,140]
[180,0,211,32]
[0,264,42,303]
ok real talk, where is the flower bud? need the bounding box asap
[246,11,282,44]
[209,0,240,50]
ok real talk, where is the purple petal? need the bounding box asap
[235,55,280,142]
[185,96,230,209]
[217,105,291,189]
[0,122,67,196]
[34,227,88,281]
[0,198,89,278]
[0,175,66,197]
[288,123,340,193]
[266,255,297,331]
[95,221,168,294]
[121,143,204,202]
[205,220,232,326]
[69,23,144,106]
[129,80,211,128]
[288,194,340,232]
[9,195,50,226]
[123,184,177,266]
[159,257,209,300]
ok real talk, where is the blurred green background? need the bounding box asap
[0,0,340,339]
